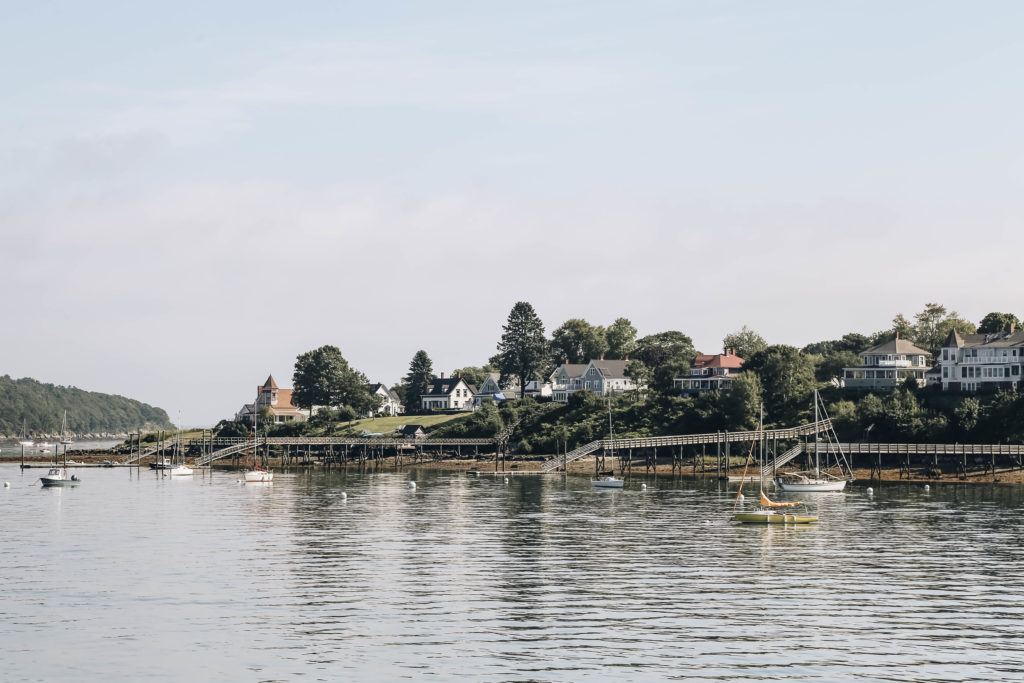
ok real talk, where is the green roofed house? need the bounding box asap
[842,334,931,390]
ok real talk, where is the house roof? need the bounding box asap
[268,389,303,414]
[946,330,1024,349]
[401,424,425,436]
[422,377,475,396]
[860,338,930,357]
[549,363,588,380]
[263,375,279,389]
[692,353,745,370]
[368,383,401,402]
[588,359,632,379]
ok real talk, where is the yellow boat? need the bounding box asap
[733,511,818,524]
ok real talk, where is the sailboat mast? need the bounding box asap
[814,391,820,478]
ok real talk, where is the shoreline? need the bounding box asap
[6,450,1024,485]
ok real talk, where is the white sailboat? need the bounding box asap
[775,390,853,493]
[18,419,33,447]
[169,418,193,476]
[592,398,623,489]
[60,410,73,446]
[243,408,272,483]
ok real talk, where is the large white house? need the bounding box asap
[421,374,477,411]
[235,375,308,423]
[550,358,636,403]
[938,327,1024,393]
[365,383,404,417]
[673,349,745,396]
[842,335,931,390]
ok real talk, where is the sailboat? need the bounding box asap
[733,405,817,524]
[168,419,193,476]
[775,390,853,493]
[592,398,623,488]
[40,430,80,487]
[243,414,272,483]
[18,419,33,447]
[59,410,73,446]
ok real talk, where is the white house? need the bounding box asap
[842,334,931,390]
[234,375,308,424]
[938,327,1024,393]
[673,349,745,397]
[365,383,404,417]
[421,374,477,411]
[473,372,552,406]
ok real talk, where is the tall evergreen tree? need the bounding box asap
[404,350,436,412]
[496,301,548,400]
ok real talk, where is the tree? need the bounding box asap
[815,350,861,383]
[496,302,549,401]
[605,317,638,359]
[892,313,915,341]
[722,325,767,360]
[451,365,493,387]
[623,359,652,401]
[634,331,695,369]
[913,303,975,355]
[292,345,373,416]
[404,350,435,412]
[743,345,816,423]
[978,312,1021,334]
[719,371,762,430]
[550,318,607,364]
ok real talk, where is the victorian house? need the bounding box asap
[938,326,1024,393]
[234,375,308,423]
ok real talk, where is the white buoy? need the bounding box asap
[339,492,347,500]
[737,493,745,501]
[866,487,874,495]
[236,479,242,484]
[924,484,930,491]
[641,483,647,490]
[3,482,9,488]
[407,481,416,489]
[504,477,509,484]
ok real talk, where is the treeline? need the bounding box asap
[0,375,173,437]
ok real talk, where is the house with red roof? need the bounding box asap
[234,375,309,423]
[673,349,745,397]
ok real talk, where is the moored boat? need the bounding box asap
[40,467,80,487]
[591,476,624,489]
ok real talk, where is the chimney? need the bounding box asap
[600,354,604,360]
[625,354,629,361]
[895,331,900,340]
[440,372,445,379]
[1012,323,1016,334]
[565,359,568,365]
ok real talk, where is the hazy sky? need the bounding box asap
[4,1,1023,426]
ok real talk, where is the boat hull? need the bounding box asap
[170,466,193,476]
[775,479,847,493]
[40,477,80,487]
[244,470,273,483]
[734,512,818,524]
[592,478,623,489]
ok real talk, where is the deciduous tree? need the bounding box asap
[550,318,607,364]
[605,317,638,359]
[722,325,767,360]
[978,312,1021,334]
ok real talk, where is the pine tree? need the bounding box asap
[496,302,548,400]
[404,350,435,412]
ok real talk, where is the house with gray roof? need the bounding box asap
[938,327,1024,393]
[550,358,638,402]
[364,383,404,418]
[842,334,931,390]
[420,374,477,411]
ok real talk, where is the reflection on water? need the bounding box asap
[1,466,1023,681]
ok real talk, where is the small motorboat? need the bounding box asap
[150,457,172,470]
[169,464,194,477]
[40,467,80,487]
[592,476,624,489]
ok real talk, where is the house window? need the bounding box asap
[943,349,948,361]
[943,367,948,378]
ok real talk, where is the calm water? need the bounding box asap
[2,465,1023,682]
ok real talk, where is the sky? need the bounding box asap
[3,1,1024,427]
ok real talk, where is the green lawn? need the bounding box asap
[335,413,470,436]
